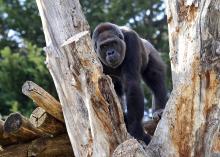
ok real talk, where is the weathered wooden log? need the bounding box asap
[0,120,17,146]
[0,142,28,157]
[22,81,64,122]
[4,113,48,142]
[0,134,74,157]
[30,107,65,135]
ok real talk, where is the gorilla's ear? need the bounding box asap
[94,42,97,50]
[90,29,93,38]
[92,38,97,50]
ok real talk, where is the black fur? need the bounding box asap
[92,22,168,145]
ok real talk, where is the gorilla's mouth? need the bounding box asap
[106,55,120,68]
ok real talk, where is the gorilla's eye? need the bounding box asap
[101,44,108,49]
[112,41,117,46]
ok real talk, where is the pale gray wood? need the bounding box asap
[145,0,220,156]
[36,0,127,156]
[22,81,64,122]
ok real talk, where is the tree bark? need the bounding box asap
[36,0,127,156]
[0,120,18,146]
[4,113,48,142]
[22,81,64,122]
[30,107,65,136]
[0,134,74,157]
[139,0,220,156]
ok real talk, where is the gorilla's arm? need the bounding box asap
[121,30,151,144]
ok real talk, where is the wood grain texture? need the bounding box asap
[0,134,74,157]
[4,113,47,142]
[36,0,127,156]
[30,107,65,136]
[22,81,64,122]
[0,120,18,146]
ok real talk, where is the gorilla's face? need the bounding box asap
[94,30,126,68]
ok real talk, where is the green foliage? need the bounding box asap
[0,0,45,49]
[81,0,168,52]
[0,0,56,116]
[0,44,56,116]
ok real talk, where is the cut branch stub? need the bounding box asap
[30,107,66,136]
[22,81,64,122]
[4,113,48,142]
[0,120,18,146]
[61,31,89,47]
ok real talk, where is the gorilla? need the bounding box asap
[92,22,168,144]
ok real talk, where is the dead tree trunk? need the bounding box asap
[136,1,220,156]
[36,0,127,156]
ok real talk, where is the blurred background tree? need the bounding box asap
[0,0,171,117]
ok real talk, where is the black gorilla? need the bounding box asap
[92,22,168,144]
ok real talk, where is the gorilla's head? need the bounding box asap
[92,23,126,68]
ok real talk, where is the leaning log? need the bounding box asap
[0,142,28,157]
[0,120,17,146]
[0,134,74,157]
[30,107,65,135]
[36,0,128,156]
[4,113,48,142]
[22,81,64,122]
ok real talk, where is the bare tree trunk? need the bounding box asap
[36,0,127,156]
[36,0,220,156]
[139,0,220,156]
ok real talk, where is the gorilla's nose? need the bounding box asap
[107,49,115,56]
